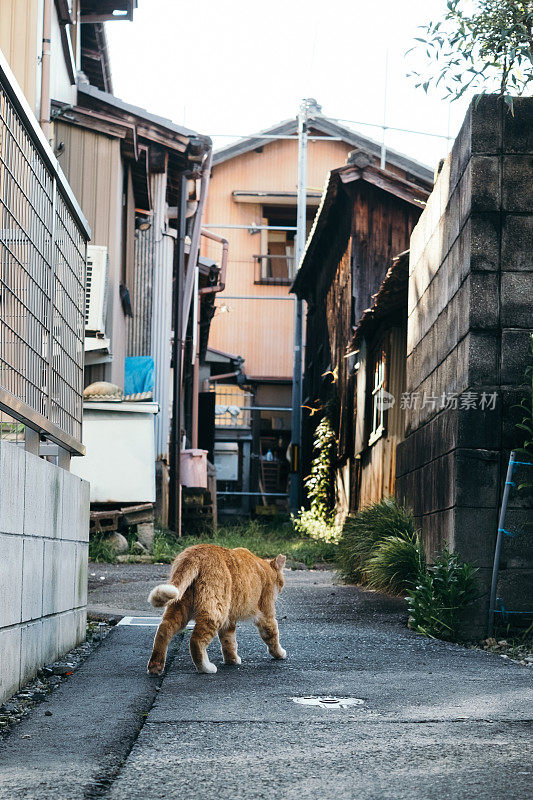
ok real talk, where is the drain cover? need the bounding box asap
[117,616,162,626]
[117,617,195,629]
[292,696,364,709]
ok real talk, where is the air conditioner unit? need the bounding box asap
[85,245,108,334]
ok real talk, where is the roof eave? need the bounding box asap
[213,114,434,184]
[77,84,212,151]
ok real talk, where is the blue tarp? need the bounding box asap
[124,356,154,396]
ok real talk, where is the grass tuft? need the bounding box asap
[88,535,117,563]
[151,519,336,567]
[365,534,425,595]
[336,497,416,584]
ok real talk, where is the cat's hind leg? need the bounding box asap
[219,623,241,665]
[255,614,287,660]
[190,612,219,674]
[147,600,188,675]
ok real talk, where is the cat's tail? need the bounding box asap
[148,584,181,607]
[148,560,199,607]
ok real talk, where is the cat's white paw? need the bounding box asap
[274,648,287,660]
[234,655,242,665]
[198,660,217,674]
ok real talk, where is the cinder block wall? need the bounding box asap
[396,96,533,637]
[0,441,90,702]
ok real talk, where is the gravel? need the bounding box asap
[0,621,111,740]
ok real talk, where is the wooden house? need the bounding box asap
[203,111,432,514]
[292,155,432,519]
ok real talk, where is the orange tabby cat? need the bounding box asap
[147,544,287,675]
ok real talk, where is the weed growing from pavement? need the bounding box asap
[467,623,533,667]
[89,535,117,563]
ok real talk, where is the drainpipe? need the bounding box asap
[199,230,228,297]
[190,228,229,450]
[191,293,201,449]
[207,370,240,385]
[150,166,173,462]
[169,175,188,536]
[181,150,212,342]
[40,0,52,140]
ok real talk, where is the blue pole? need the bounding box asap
[488,451,516,636]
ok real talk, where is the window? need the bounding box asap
[254,206,313,285]
[368,346,387,445]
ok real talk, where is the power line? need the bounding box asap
[209,134,344,141]
[329,117,453,141]
[209,121,453,143]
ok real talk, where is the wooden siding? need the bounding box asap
[55,120,126,386]
[350,183,420,324]
[299,176,422,517]
[357,325,406,507]
[204,138,353,379]
[326,242,354,462]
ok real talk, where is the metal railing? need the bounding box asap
[0,51,90,455]
[214,388,252,428]
[253,254,294,285]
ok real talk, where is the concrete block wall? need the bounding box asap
[396,96,533,636]
[0,440,90,702]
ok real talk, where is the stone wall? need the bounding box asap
[0,441,90,702]
[396,96,533,636]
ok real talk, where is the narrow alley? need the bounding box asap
[0,568,531,800]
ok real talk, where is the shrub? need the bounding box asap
[336,497,416,584]
[366,534,426,595]
[407,548,478,641]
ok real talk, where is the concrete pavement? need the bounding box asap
[0,568,532,799]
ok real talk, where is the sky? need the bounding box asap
[105,0,476,171]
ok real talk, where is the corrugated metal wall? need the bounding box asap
[55,120,126,386]
[0,0,41,115]
[126,226,153,356]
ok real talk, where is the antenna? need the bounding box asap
[380,50,389,170]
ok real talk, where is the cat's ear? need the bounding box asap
[274,554,286,570]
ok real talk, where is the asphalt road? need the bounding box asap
[1,567,532,799]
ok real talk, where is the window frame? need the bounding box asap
[368,341,388,447]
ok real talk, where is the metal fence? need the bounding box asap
[213,387,252,428]
[0,53,90,454]
[253,254,294,285]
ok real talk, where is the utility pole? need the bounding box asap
[289,98,311,514]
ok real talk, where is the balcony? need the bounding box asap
[253,254,295,286]
[0,52,91,455]
[214,387,252,428]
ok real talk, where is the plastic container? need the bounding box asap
[180,449,208,488]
